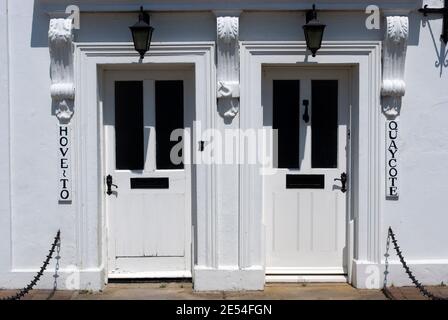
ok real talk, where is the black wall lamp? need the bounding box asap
[130,6,154,60]
[303,4,326,57]
[419,0,448,44]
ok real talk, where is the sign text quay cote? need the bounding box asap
[386,120,399,200]
[58,124,72,202]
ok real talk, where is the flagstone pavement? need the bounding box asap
[1,282,448,300]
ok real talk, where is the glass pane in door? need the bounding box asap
[311,80,338,169]
[273,80,301,169]
[155,80,184,170]
[115,81,144,170]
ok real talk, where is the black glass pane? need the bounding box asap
[156,81,184,170]
[273,80,301,169]
[312,80,338,168]
[115,81,144,170]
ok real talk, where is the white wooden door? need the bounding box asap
[104,69,194,278]
[263,68,349,275]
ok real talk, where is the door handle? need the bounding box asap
[199,140,205,152]
[106,174,118,195]
[334,172,347,193]
[302,99,310,123]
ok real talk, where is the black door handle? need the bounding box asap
[302,99,310,123]
[106,175,118,195]
[199,140,205,152]
[334,172,347,193]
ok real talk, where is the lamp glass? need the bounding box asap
[131,27,152,52]
[303,22,326,56]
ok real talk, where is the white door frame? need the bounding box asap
[240,41,383,287]
[74,42,216,286]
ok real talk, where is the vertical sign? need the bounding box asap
[386,120,399,199]
[58,124,72,202]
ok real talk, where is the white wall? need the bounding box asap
[386,11,448,259]
[0,0,12,282]
[380,9,448,286]
[1,0,447,290]
[0,0,80,289]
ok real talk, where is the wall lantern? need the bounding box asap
[129,7,154,60]
[303,4,326,57]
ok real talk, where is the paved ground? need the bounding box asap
[1,282,447,300]
[384,285,448,300]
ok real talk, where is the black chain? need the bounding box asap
[0,230,61,301]
[386,227,447,300]
[382,229,393,299]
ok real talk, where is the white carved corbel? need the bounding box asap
[216,15,240,119]
[49,18,75,123]
[381,16,409,117]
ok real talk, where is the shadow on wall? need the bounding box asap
[32,1,426,44]
[32,0,446,73]
[31,0,53,48]
[400,2,447,76]
[420,15,448,76]
[31,0,216,48]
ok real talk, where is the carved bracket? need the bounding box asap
[49,18,75,123]
[216,15,240,120]
[381,16,409,117]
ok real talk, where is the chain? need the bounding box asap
[0,230,61,301]
[382,230,394,299]
[385,227,447,300]
[53,239,61,290]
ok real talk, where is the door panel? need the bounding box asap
[114,193,185,258]
[263,68,349,275]
[104,69,194,278]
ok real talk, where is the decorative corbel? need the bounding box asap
[381,16,409,117]
[49,18,75,123]
[216,15,240,121]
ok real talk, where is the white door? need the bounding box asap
[263,68,350,276]
[104,69,194,278]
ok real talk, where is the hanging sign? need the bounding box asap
[386,119,399,200]
[58,124,72,202]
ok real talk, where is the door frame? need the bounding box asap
[261,66,351,281]
[74,42,216,286]
[240,41,383,287]
[103,68,195,279]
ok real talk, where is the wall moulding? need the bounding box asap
[381,15,409,118]
[72,42,217,288]
[49,18,75,123]
[239,41,383,285]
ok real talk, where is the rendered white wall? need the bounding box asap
[385,11,448,258]
[0,0,80,289]
[0,0,12,282]
[380,9,448,286]
[0,0,447,290]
